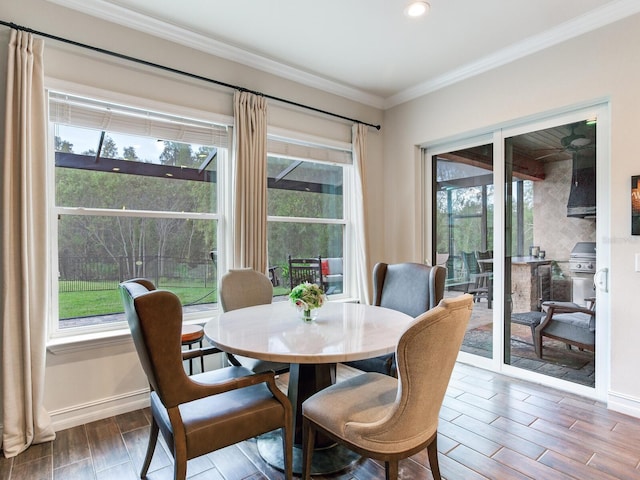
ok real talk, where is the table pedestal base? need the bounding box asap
[257,431,360,475]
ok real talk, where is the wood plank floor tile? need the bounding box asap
[442,395,500,424]
[6,363,640,480]
[94,461,138,480]
[84,418,130,473]
[121,426,172,475]
[12,440,52,466]
[456,391,537,425]
[525,394,618,430]
[588,452,640,480]
[438,421,501,457]
[114,409,149,434]
[52,425,90,469]
[531,417,640,467]
[492,447,577,480]
[0,453,14,479]
[491,416,594,464]
[447,444,531,480]
[207,444,258,480]
[53,458,96,480]
[451,414,545,459]
[538,449,623,480]
[9,456,52,480]
[493,392,578,427]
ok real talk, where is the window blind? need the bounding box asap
[49,91,230,148]
[267,137,352,165]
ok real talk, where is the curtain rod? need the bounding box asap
[1,19,381,130]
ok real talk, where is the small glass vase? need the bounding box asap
[302,308,318,322]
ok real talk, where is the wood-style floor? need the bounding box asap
[3,362,640,479]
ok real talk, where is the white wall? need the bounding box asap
[2,0,384,431]
[4,0,640,428]
[383,14,640,415]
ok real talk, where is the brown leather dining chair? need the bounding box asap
[301,295,473,480]
[344,262,446,377]
[119,279,293,480]
[219,268,289,374]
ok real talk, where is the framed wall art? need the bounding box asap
[633,175,640,235]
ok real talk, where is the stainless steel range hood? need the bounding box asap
[567,150,596,218]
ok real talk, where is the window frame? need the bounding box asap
[266,134,353,299]
[46,84,232,341]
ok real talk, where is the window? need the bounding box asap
[50,92,228,335]
[266,137,351,296]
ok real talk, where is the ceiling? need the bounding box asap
[440,120,596,182]
[49,0,640,108]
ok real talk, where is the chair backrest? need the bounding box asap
[288,256,323,290]
[372,262,445,318]
[461,251,481,276]
[475,250,493,273]
[353,295,473,445]
[119,279,194,409]
[219,268,273,312]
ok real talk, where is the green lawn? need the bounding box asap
[59,282,291,319]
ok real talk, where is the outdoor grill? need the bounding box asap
[569,241,596,305]
[569,241,596,273]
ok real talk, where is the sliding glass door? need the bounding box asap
[504,118,597,387]
[430,140,494,360]
[427,105,608,397]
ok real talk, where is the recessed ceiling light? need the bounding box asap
[405,1,430,18]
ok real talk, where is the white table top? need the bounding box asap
[204,301,413,364]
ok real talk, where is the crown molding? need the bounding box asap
[385,0,640,108]
[45,0,386,109]
[47,0,640,111]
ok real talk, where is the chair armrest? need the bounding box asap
[538,303,595,331]
[173,369,282,407]
[181,346,222,361]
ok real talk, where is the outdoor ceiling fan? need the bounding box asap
[534,123,594,160]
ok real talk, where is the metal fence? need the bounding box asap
[58,255,216,292]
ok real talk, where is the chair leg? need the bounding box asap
[427,435,441,480]
[141,418,159,478]
[301,418,316,480]
[385,459,398,480]
[199,339,204,373]
[281,425,293,480]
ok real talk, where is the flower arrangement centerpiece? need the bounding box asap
[289,282,326,321]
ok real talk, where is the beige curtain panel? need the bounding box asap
[351,123,371,304]
[1,29,55,458]
[232,91,268,273]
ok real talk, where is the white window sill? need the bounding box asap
[47,317,217,355]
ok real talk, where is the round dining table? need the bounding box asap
[204,300,412,475]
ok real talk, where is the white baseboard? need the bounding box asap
[49,388,150,432]
[608,390,640,419]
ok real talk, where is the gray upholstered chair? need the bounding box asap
[534,299,596,358]
[219,268,289,373]
[343,262,446,376]
[119,279,293,480]
[301,295,473,480]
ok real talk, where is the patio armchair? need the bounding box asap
[534,299,596,358]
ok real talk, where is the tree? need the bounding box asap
[159,141,195,167]
[123,146,138,161]
[55,136,74,152]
